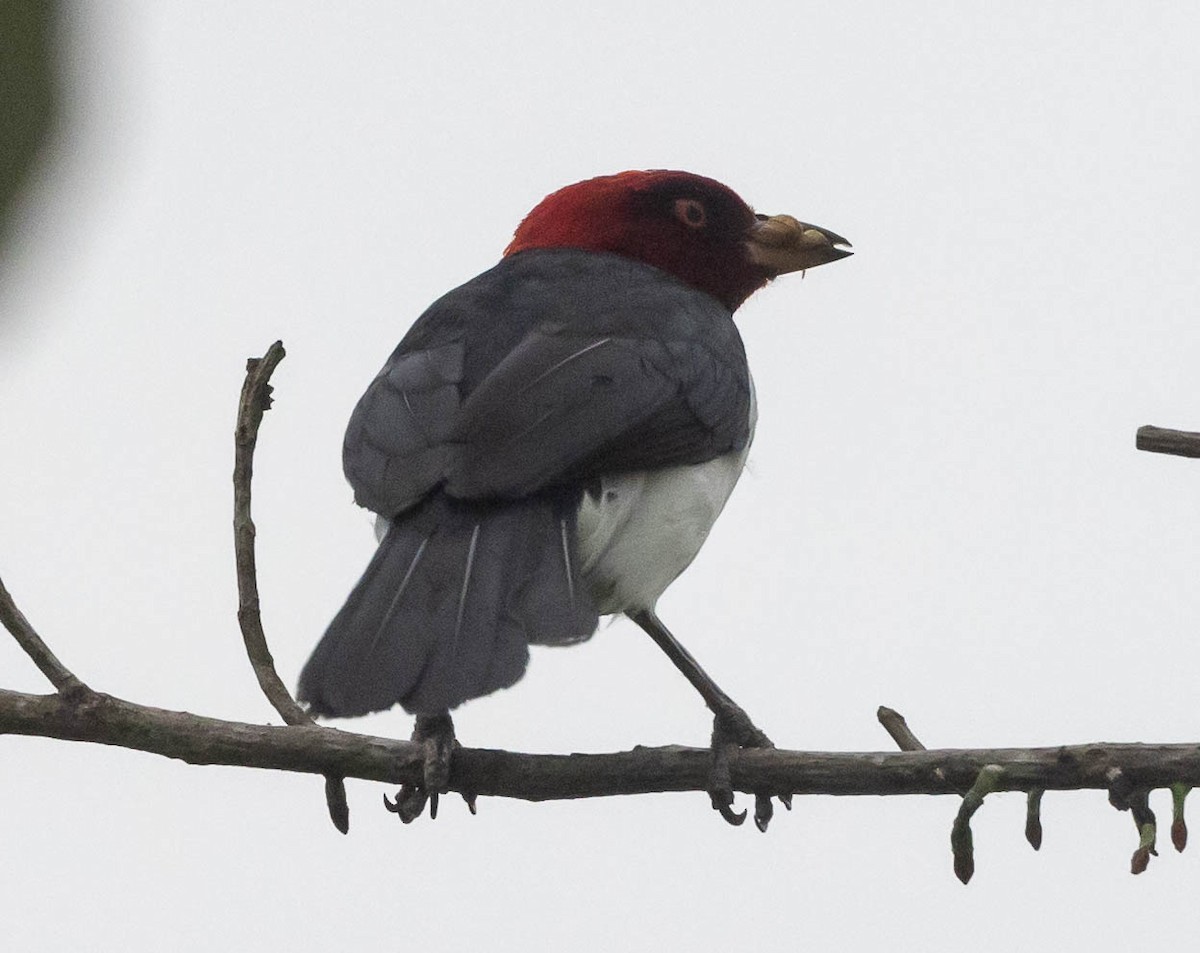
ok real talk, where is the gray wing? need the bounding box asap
[342,340,465,515]
[342,250,751,516]
[445,328,748,499]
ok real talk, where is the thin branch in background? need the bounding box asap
[1136,425,1200,458]
[232,340,348,833]
[0,574,89,697]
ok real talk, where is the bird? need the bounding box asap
[298,170,851,826]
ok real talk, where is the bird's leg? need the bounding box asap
[629,608,788,831]
[628,609,770,744]
[384,711,473,822]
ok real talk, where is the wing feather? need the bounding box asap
[342,249,751,515]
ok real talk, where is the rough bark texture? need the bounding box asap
[5,688,1200,802]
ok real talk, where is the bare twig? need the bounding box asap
[1170,783,1189,852]
[877,706,926,751]
[950,764,1004,884]
[233,341,305,724]
[1127,789,1157,875]
[879,707,1048,869]
[1107,768,1161,874]
[232,341,348,832]
[0,575,89,697]
[7,687,1200,803]
[1136,425,1200,458]
[878,705,959,797]
[324,774,350,832]
[1025,789,1044,850]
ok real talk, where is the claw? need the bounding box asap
[716,801,748,826]
[388,712,458,822]
[462,791,478,815]
[707,711,785,830]
[383,786,429,824]
[708,718,741,822]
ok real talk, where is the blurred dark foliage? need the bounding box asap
[0,1,59,247]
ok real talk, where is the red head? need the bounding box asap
[505,170,851,310]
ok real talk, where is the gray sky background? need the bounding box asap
[2,3,1198,949]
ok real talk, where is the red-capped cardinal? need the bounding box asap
[299,171,851,826]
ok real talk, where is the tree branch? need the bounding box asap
[4,687,1200,801]
[877,705,926,751]
[231,341,348,832]
[1136,425,1200,459]
[0,575,89,697]
[233,341,307,725]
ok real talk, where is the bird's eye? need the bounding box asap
[673,198,707,229]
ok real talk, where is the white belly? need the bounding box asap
[575,382,756,615]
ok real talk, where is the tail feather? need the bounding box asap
[518,513,597,646]
[299,494,598,717]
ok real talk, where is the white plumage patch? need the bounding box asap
[575,380,756,614]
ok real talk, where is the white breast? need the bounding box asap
[575,380,757,615]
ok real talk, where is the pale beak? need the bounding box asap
[745,214,853,275]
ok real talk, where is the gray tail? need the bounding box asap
[298,493,598,717]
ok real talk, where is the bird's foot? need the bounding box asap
[384,712,475,822]
[707,707,791,832]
